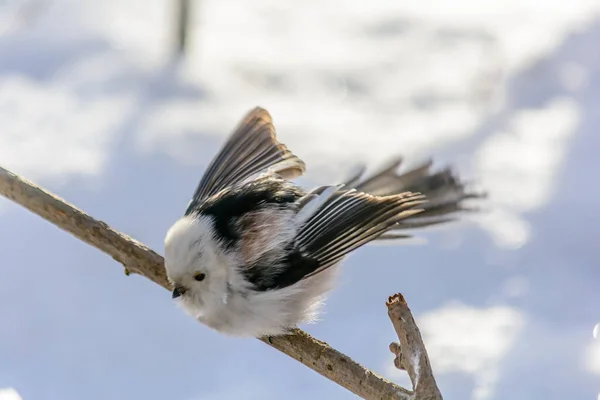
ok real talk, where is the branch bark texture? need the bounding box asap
[0,165,409,399]
[387,293,443,400]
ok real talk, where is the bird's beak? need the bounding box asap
[172,286,187,299]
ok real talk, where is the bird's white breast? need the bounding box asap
[195,263,341,338]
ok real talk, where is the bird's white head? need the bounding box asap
[164,215,231,319]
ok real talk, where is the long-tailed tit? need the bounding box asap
[164,107,482,338]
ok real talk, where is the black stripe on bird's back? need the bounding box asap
[242,245,320,291]
[189,175,305,248]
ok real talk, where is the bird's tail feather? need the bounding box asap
[341,157,485,239]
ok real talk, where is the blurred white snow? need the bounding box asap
[1,0,597,246]
[0,388,22,400]
[0,1,599,399]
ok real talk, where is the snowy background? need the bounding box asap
[0,0,599,399]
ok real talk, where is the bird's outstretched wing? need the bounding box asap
[185,107,306,215]
[241,187,425,291]
[341,157,485,238]
[293,187,426,277]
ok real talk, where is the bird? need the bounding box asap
[164,107,482,338]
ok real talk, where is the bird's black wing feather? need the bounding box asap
[293,188,427,277]
[241,245,320,292]
[240,187,425,291]
[185,107,306,215]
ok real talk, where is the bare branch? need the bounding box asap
[387,293,443,400]
[0,165,409,400]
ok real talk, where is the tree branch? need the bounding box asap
[386,293,443,399]
[0,165,409,399]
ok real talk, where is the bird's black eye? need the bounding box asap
[194,272,206,282]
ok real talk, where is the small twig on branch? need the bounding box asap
[387,293,443,400]
[0,165,409,400]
